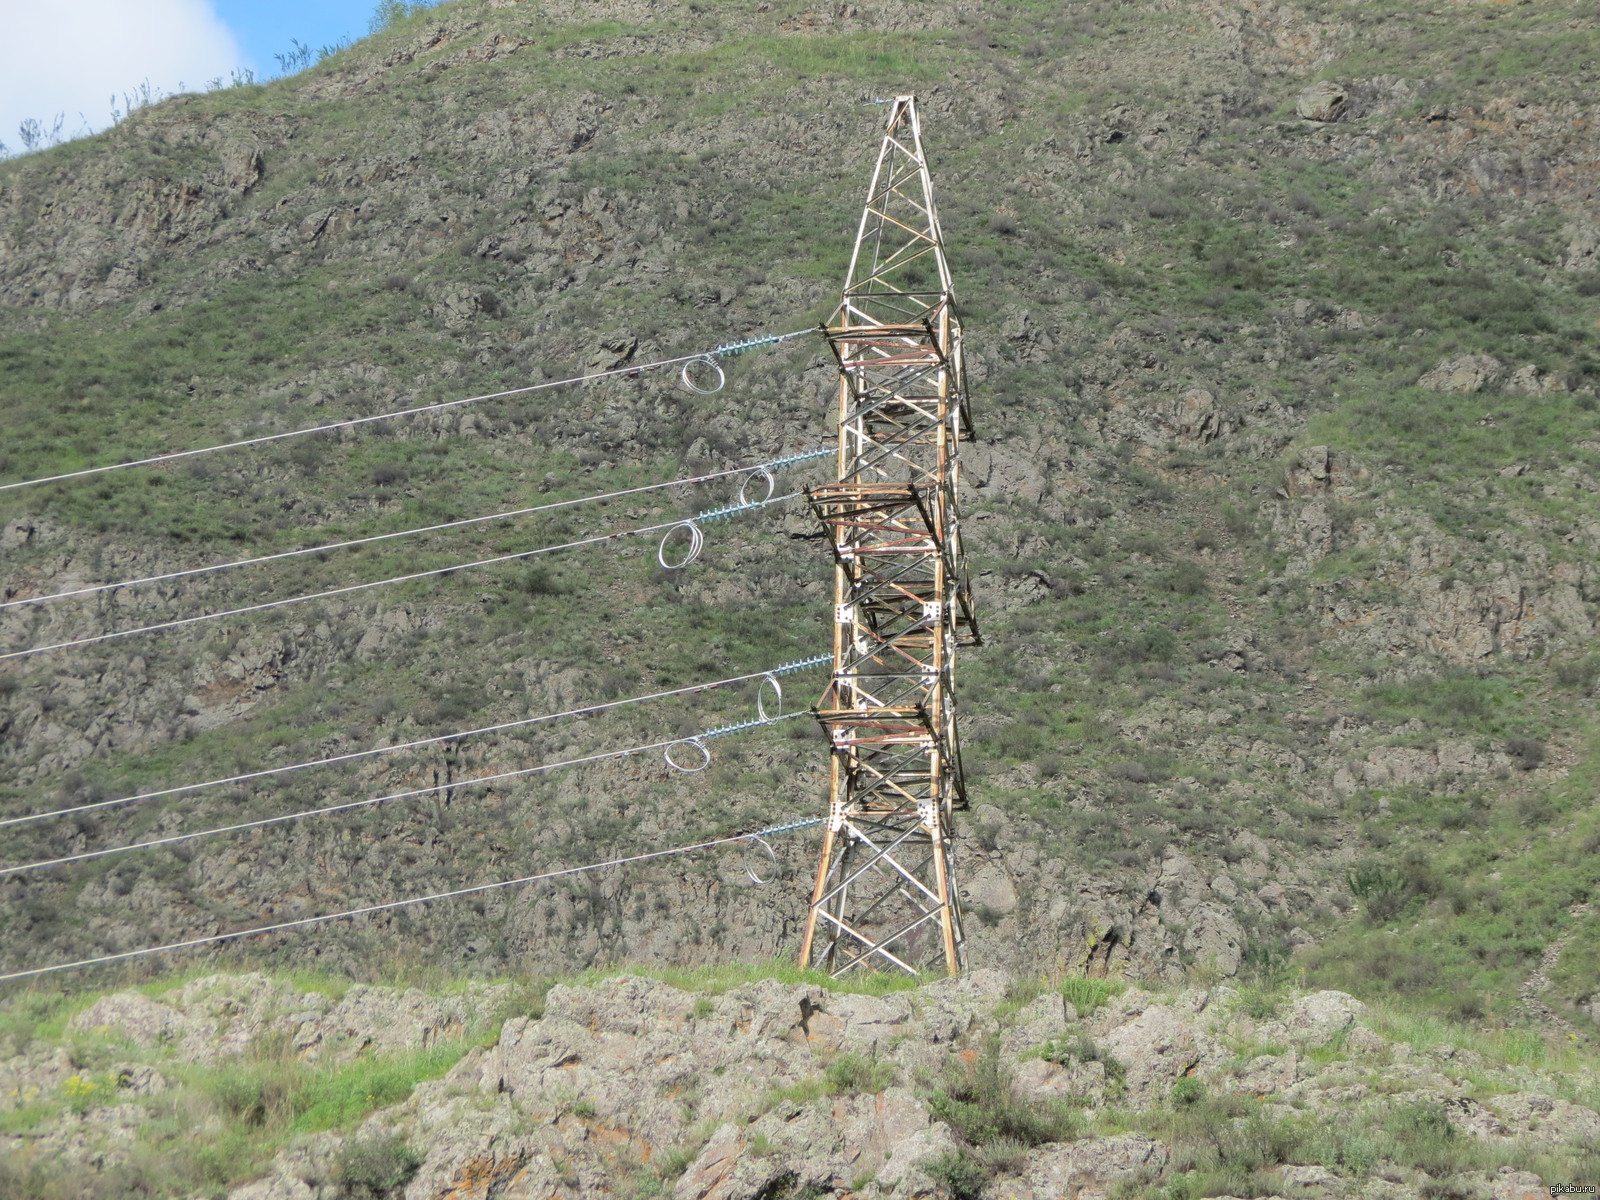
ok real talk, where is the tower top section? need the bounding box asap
[834,95,953,332]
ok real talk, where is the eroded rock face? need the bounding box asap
[1100,1001,1227,1104]
[987,1135,1169,1200]
[7,971,1600,1198]
[68,973,515,1064]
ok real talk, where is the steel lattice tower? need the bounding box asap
[800,96,979,977]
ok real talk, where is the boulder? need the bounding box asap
[1418,355,1505,394]
[1102,1004,1227,1104]
[987,1135,1169,1200]
[1297,81,1347,122]
[1488,1092,1600,1144]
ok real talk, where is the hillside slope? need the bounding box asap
[0,0,1598,1035]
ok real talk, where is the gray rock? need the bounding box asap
[1102,1004,1227,1104]
[1279,1164,1348,1195]
[1488,1092,1600,1144]
[987,1135,1168,1200]
[1418,354,1505,394]
[1297,81,1347,122]
[1265,992,1365,1047]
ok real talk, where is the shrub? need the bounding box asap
[517,565,564,596]
[823,1052,896,1094]
[368,1,431,35]
[925,1148,990,1200]
[931,1037,1080,1149]
[1109,761,1154,784]
[1235,987,1282,1021]
[1170,1076,1205,1106]
[1505,737,1544,771]
[1034,1034,1125,1083]
[1159,561,1209,596]
[1382,1102,1461,1176]
[1554,655,1600,691]
[208,1061,303,1127]
[335,1135,422,1198]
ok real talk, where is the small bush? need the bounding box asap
[1554,655,1600,691]
[368,1,433,35]
[925,1148,990,1200]
[931,1037,1080,1149]
[209,1062,302,1127]
[1170,1076,1205,1106]
[1109,761,1154,784]
[1034,1034,1125,1083]
[335,1135,422,1198]
[1505,737,1544,771]
[1235,987,1282,1021]
[516,565,564,596]
[1382,1101,1460,1176]
[823,1052,897,1095]
[1159,561,1209,596]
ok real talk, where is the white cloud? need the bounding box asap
[0,0,248,152]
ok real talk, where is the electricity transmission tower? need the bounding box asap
[800,96,979,977]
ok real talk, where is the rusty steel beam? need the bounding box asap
[800,95,979,978]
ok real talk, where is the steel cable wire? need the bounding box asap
[0,328,818,494]
[0,712,812,877]
[0,449,830,612]
[0,815,824,983]
[0,655,829,829]
[0,491,807,662]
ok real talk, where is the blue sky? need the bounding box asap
[214,0,381,76]
[0,0,404,153]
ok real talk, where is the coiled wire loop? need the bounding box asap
[663,738,712,773]
[679,356,726,395]
[657,521,704,570]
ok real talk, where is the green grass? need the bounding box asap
[1304,716,1600,1022]
[1107,1091,1600,1198]
[1356,669,1533,738]
[288,1041,474,1132]
[1304,387,1600,480]
[1060,975,1127,1016]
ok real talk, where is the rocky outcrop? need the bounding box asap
[68,973,515,1064]
[5,971,1597,1199]
[1418,355,1505,394]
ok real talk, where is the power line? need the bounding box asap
[0,655,829,829]
[0,816,824,983]
[0,491,806,663]
[0,712,812,878]
[0,328,819,494]
[0,449,830,612]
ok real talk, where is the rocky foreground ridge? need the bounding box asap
[3,968,1596,1198]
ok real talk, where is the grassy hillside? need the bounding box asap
[0,0,1597,1041]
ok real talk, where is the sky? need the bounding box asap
[0,0,383,153]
